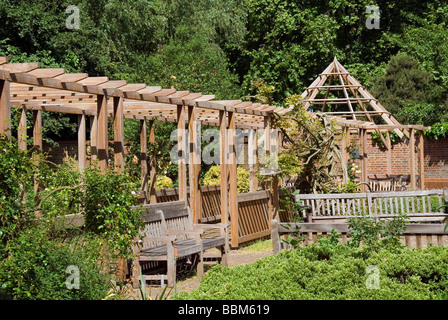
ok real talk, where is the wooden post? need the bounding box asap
[360,129,368,192]
[228,111,238,248]
[113,96,124,174]
[419,132,425,190]
[96,94,108,171]
[271,219,281,255]
[341,126,348,184]
[410,128,416,190]
[148,120,157,204]
[18,106,27,151]
[0,80,10,138]
[90,115,98,162]
[140,119,148,202]
[33,110,42,150]
[188,105,201,223]
[77,113,86,172]
[32,110,42,211]
[386,130,392,175]
[270,128,280,222]
[177,105,187,202]
[248,128,258,192]
[219,110,229,225]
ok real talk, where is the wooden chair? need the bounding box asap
[131,201,228,288]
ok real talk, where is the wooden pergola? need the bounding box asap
[0,56,284,247]
[298,57,429,191]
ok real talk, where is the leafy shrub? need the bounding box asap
[175,242,448,300]
[156,175,174,189]
[348,213,408,249]
[0,227,114,300]
[203,165,250,193]
[0,139,37,252]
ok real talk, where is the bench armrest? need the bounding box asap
[165,229,204,236]
[194,223,228,230]
[142,235,176,243]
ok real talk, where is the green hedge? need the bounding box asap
[176,239,448,300]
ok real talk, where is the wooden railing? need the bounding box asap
[271,220,448,254]
[295,189,447,219]
[236,190,270,244]
[153,185,273,246]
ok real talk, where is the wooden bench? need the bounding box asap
[131,200,228,288]
[295,189,448,222]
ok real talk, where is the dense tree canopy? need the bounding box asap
[1,0,447,131]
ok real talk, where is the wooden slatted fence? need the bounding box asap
[154,185,274,245]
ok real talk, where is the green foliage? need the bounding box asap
[0,227,113,300]
[0,139,37,251]
[81,166,143,257]
[371,131,400,146]
[277,153,302,179]
[156,175,174,190]
[176,241,448,300]
[371,54,446,126]
[203,165,250,193]
[0,139,143,299]
[347,214,408,250]
[424,123,448,140]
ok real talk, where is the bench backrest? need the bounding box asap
[134,201,193,248]
[296,190,447,217]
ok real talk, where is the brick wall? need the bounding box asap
[338,134,448,188]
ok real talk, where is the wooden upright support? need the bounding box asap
[248,128,258,192]
[140,119,148,201]
[148,120,157,204]
[113,96,124,174]
[410,128,416,190]
[419,132,425,190]
[386,130,392,175]
[89,115,98,162]
[0,80,10,138]
[188,105,201,223]
[177,105,187,201]
[219,110,229,225]
[360,129,368,192]
[33,110,42,151]
[32,110,42,209]
[96,94,108,171]
[228,111,238,248]
[77,113,86,172]
[18,106,27,151]
[341,126,348,184]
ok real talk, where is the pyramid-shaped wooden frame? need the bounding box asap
[301,57,403,129]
